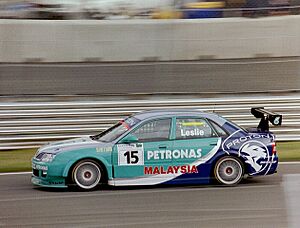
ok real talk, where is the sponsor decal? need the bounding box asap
[144,165,198,175]
[222,131,273,175]
[96,147,112,153]
[32,163,48,171]
[224,134,271,151]
[238,141,269,173]
[49,181,64,185]
[260,160,277,164]
[147,149,202,160]
[117,143,203,163]
[181,122,204,126]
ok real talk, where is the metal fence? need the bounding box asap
[0,94,299,150]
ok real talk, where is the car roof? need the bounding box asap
[133,109,221,120]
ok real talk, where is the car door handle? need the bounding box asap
[158,145,167,149]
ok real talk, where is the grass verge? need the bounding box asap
[277,141,300,162]
[0,149,36,173]
[0,142,299,173]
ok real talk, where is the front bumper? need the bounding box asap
[31,176,67,188]
[31,159,67,188]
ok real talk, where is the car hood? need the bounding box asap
[36,136,111,155]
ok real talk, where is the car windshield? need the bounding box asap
[91,116,140,142]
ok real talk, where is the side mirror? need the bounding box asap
[119,134,139,144]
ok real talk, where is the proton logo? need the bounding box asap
[239,141,269,174]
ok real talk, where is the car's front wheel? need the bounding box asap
[214,156,244,185]
[72,160,102,191]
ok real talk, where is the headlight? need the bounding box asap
[40,153,56,163]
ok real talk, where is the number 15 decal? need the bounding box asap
[117,144,144,166]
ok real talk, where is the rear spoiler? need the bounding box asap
[251,107,282,132]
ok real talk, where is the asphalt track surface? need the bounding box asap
[1,164,300,227]
[0,58,300,95]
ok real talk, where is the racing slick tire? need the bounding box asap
[214,156,244,186]
[71,159,103,191]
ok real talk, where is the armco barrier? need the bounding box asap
[0,94,299,150]
[0,16,300,62]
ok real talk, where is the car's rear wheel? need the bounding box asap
[72,160,102,191]
[214,156,244,185]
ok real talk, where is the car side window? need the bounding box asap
[131,118,171,142]
[176,118,215,139]
[209,120,228,137]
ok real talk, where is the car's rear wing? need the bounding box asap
[251,107,282,132]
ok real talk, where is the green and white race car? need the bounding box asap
[32,108,281,190]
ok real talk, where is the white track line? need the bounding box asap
[1,58,299,68]
[0,172,31,176]
[279,162,300,165]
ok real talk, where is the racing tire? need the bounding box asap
[72,159,103,191]
[214,156,244,186]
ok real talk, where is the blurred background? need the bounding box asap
[0,0,300,149]
[0,0,300,19]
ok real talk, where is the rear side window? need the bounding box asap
[209,120,228,137]
[176,118,215,139]
[131,118,171,142]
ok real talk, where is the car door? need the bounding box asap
[171,117,221,182]
[112,118,174,185]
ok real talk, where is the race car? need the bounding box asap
[32,108,282,190]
